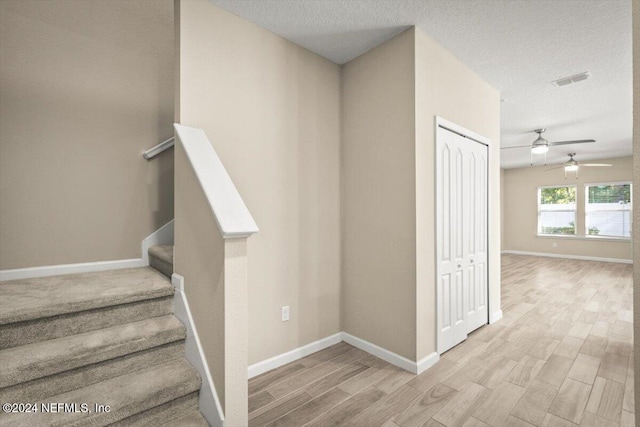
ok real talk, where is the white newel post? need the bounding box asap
[223,238,249,426]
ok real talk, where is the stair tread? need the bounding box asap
[0,359,201,427]
[0,267,173,325]
[1,342,184,404]
[165,409,210,426]
[148,245,174,265]
[0,315,185,388]
[0,296,173,350]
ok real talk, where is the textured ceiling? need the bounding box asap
[210,0,632,168]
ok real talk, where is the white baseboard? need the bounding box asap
[172,274,224,427]
[415,351,440,375]
[248,331,441,378]
[501,250,632,264]
[0,221,175,281]
[342,332,428,375]
[490,310,503,323]
[142,220,175,265]
[248,333,343,379]
[0,258,145,281]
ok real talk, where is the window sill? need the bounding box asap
[536,234,630,242]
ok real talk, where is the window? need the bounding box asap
[585,183,632,238]
[538,186,577,235]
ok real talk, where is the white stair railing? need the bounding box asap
[172,123,257,426]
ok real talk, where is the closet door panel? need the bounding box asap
[437,128,466,352]
[437,125,489,353]
[466,141,488,333]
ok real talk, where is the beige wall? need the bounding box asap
[178,0,342,364]
[414,29,501,360]
[503,156,632,261]
[0,0,175,269]
[341,28,500,362]
[342,29,418,360]
[632,0,639,415]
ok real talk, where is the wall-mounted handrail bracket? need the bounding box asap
[143,137,175,160]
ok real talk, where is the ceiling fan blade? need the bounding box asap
[582,164,612,167]
[550,139,596,146]
[545,166,565,171]
[500,145,532,150]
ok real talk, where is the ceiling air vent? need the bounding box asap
[552,72,590,87]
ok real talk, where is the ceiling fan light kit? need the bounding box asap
[544,153,612,179]
[531,129,549,153]
[564,153,579,175]
[561,153,580,179]
[531,144,549,154]
[530,129,549,165]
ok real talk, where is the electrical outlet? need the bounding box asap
[552,242,557,248]
[281,306,290,322]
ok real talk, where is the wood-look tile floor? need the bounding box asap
[248,254,634,426]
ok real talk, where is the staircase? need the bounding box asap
[0,245,209,426]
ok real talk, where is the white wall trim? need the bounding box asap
[415,351,440,375]
[342,332,422,374]
[0,258,145,281]
[171,272,185,292]
[248,332,441,378]
[501,250,632,264]
[490,310,503,324]
[142,220,175,265]
[172,274,224,427]
[436,116,492,147]
[248,333,343,379]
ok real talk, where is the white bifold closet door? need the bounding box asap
[436,125,488,354]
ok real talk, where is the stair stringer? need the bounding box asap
[172,273,224,427]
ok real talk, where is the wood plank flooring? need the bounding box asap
[248,254,634,426]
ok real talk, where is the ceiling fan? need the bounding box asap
[547,153,612,179]
[501,128,596,165]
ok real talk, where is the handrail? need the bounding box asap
[143,137,175,160]
[174,124,258,238]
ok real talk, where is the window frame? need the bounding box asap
[584,181,632,240]
[537,185,578,236]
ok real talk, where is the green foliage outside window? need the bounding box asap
[541,221,576,235]
[540,187,576,204]
[587,184,631,204]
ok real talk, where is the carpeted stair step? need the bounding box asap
[0,267,173,326]
[1,341,184,404]
[164,408,210,426]
[0,315,185,388]
[0,295,173,350]
[113,392,207,426]
[148,245,174,278]
[0,358,202,427]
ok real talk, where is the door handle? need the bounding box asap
[470,259,474,263]
[457,264,462,269]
